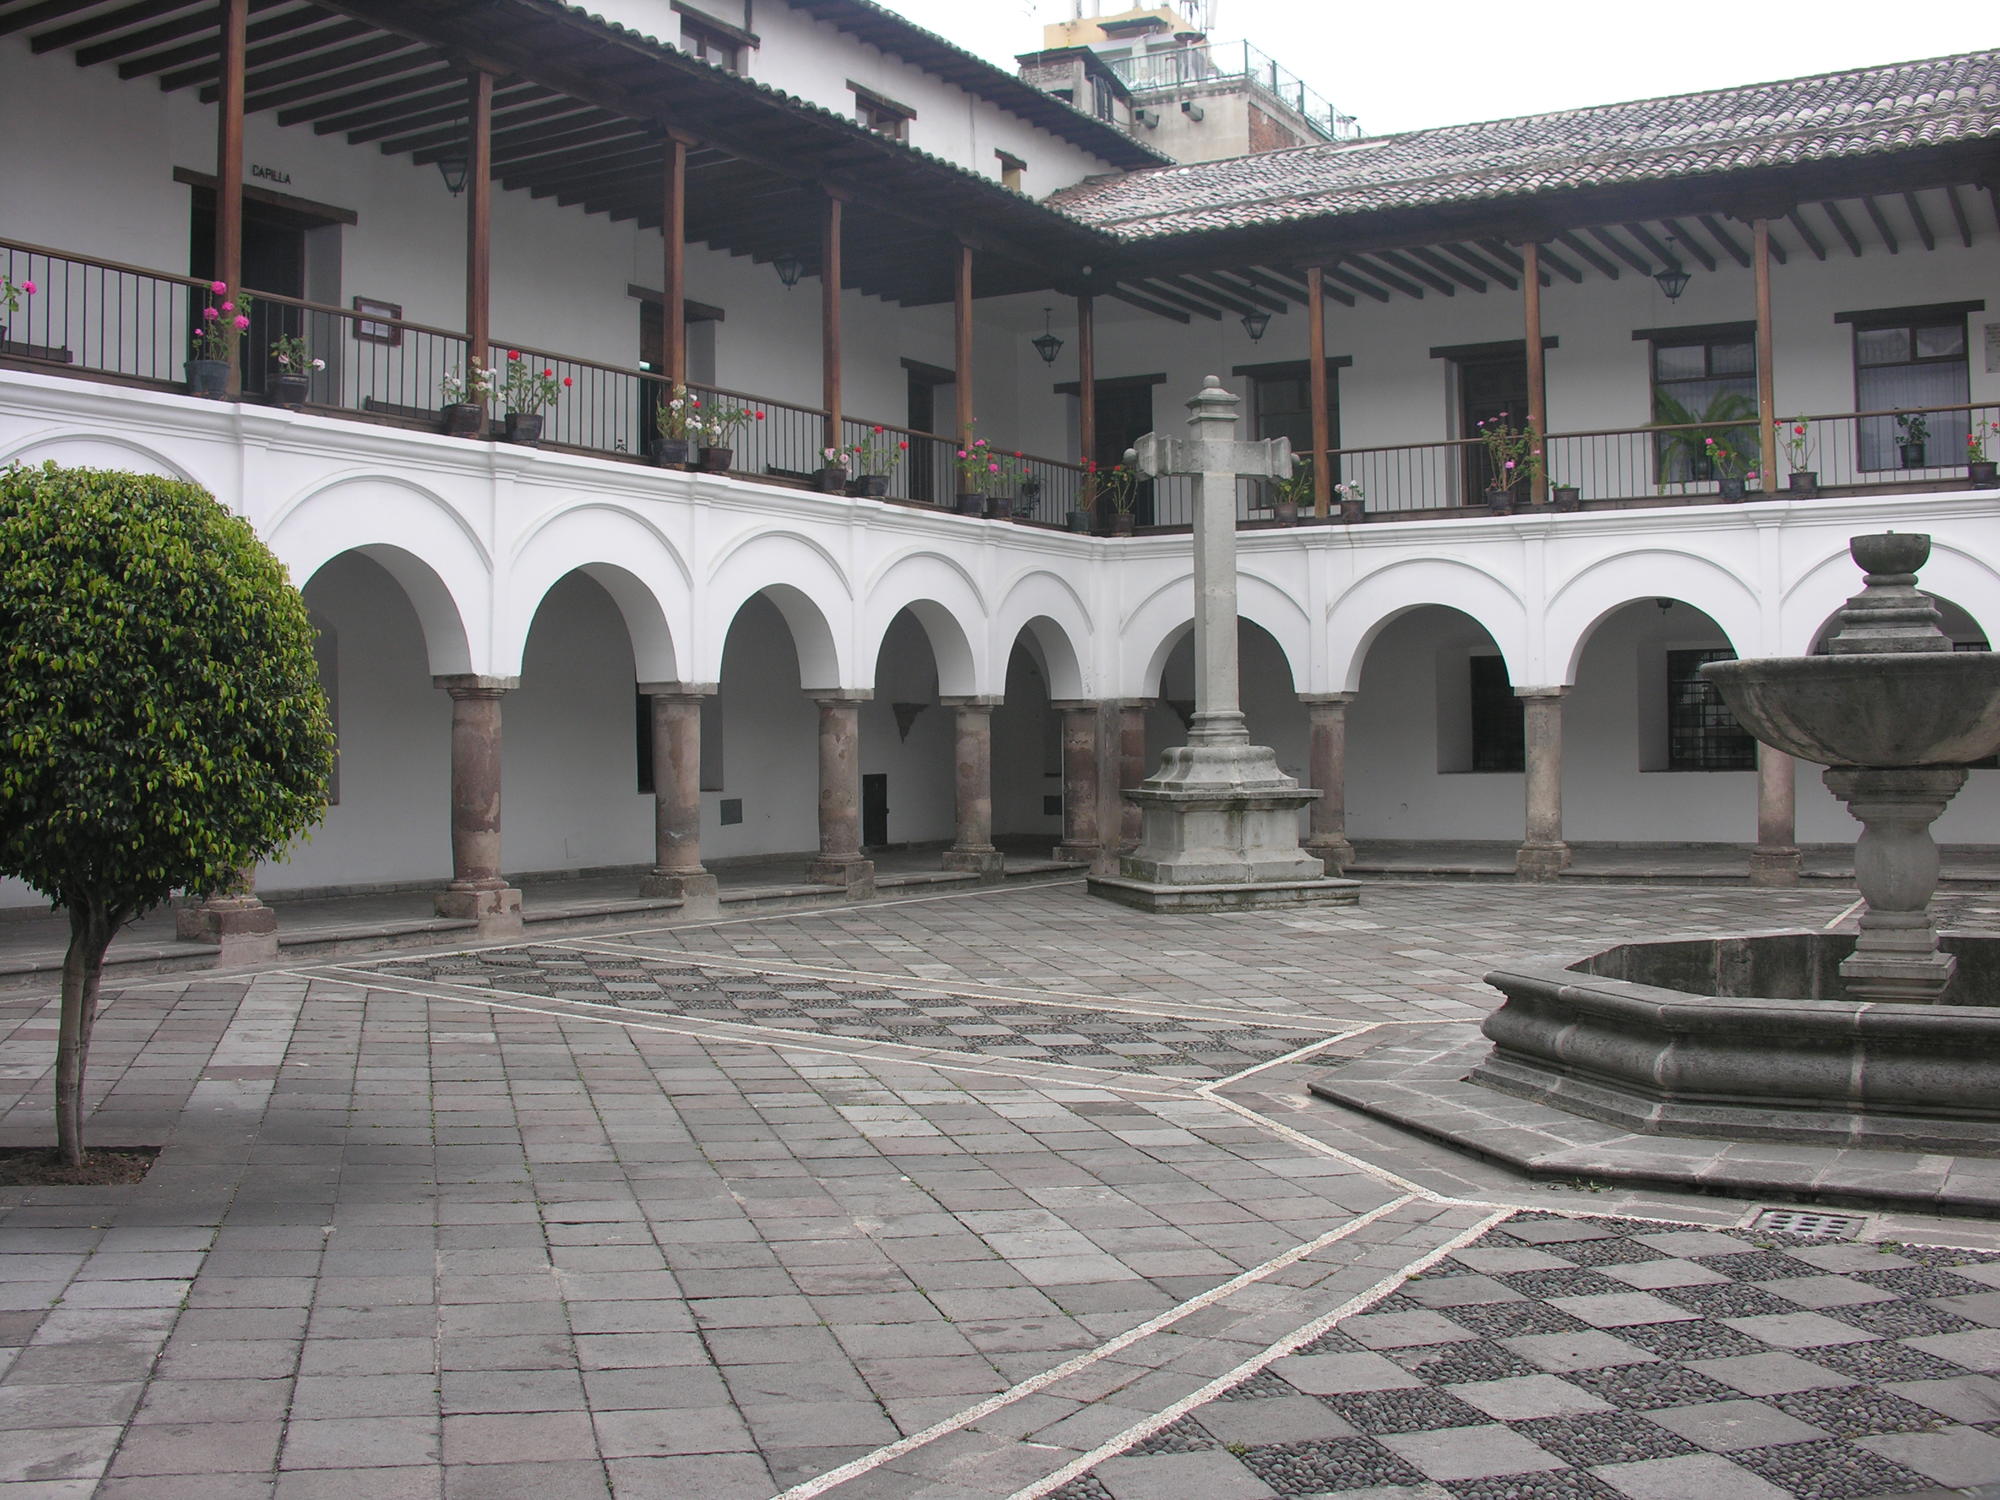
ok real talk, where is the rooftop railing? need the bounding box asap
[1106,41,1361,141]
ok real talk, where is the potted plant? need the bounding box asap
[438,361,493,436]
[951,431,1007,515]
[1778,417,1816,496]
[691,397,764,472]
[1093,457,1139,534]
[1706,436,1749,501]
[267,334,323,408]
[188,281,249,398]
[651,383,704,467]
[988,451,1032,518]
[1012,473,1044,522]
[1968,421,2000,489]
[842,427,907,497]
[496,350,570,444]
[1,274,35,348]
[1652,389,1755,488]
[1269,454,1314,524]
[1333,477,1366,523]
[1545,458,1581,511]
[1475,413,1537,513]
[1894,411,1929,469]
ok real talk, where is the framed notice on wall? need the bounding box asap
[353,296,402,346]
[1985,321,2000,374]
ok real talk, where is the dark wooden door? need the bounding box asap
[907,373,945,503]
[862,773,889,848]
[1093,381,1155,523]
[190,193,306,399]
[1457,353,1528,504]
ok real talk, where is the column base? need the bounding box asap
[1053,843,1100,867]
[941,848,1005,878]
[638,869,720,917]
[1304,837,1357,876]
[807,857,875,898]
[175,896,280,965]
[435,883,524,939]
[1840,948,1958,1005]
[1514,841,1571,881]
[1748,844,1802,887]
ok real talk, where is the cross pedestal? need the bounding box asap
[1088,378,1360,913]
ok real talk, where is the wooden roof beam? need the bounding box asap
[1436,242,1514,291]
[1785,208,1827,261]
[1819,200,1864,257]
[1376,249,1455,296]
[189,32,408,99]
[1407,244,1484,292]
[1656,218,1717,272]
[1902,191,1936,251]
[1236,266,1311,302]
[1194,269,1289,313]
[44,0,230,59]
[1174,274,1266,319]
[1323,263,1392,303]
[1107,286,1193,324]
[1862,194,1899,254]
[1130,280,1227,319]
[1350,254,1423,299]
[405,110,623,164]
[1311,271,1356,308]
[1585,226,1652,276]
[1554,230,1618,279]
[160,16,367,88]
[0,0,122,38]
[117,3,327,77]
[1621,221,1677,268]
[238,45,436,114]
[1945,185,1974,249]
[1698,215,1752,267]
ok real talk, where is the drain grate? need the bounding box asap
[1750,1207,1866,1239]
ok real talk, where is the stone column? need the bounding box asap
[1751,743,1802,887]
[1515,687,1570,880]
[807,692,874,896]
[941,696,1003,877]
[639,683,719,915]
[433,674,523,936]
[1052,700,1102,864]
[177,865,278,965]
[1116,700,1150,851]
[1300,693,1357,874]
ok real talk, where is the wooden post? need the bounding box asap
[954,242,974,445]
[1754,217,1777,493]
[1306,265,1330,517]
[1522,239,1547,505]
[216,0,247,393]
[1077,291,1096,517]
[465,70,493,380]
[662,135,688,387]
[822,193,843,454]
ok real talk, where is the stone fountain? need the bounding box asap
[1316,533,2000,1165]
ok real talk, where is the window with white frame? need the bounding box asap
[851,84,914,141]
[1643,323,1757,483]
[1847,305,1976,472]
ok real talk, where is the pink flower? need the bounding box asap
[202,306,220,321]
[957,450,967,459]
[234,315,250,330]
[987,462,999,473]
[210,280,227,295]
[1504,460,1516,470]
[18,281,33,296]
[220,301,233,312]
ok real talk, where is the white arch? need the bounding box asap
[1122,570,1311,698]
[0,427,201,485]
[1544,549,1761,682]
[992,569,1092,700]
[270,474,486,676]
[858,550,989,698]
[499,505,689,680]
[702,529,855,688]
[1325,557,1528,691]
[1783,536,2000,654]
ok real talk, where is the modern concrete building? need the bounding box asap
[3,0,1997,934]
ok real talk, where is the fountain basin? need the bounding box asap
[1470,931,2000,1154]
[1702,654,2000,768]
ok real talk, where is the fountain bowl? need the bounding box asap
[1702,654,2000,768]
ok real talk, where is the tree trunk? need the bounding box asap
[55,900,116,1169]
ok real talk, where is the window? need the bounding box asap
[851,85,914,140]
[1666,648,1756,771]
[679,16,742,71]
[1646,324,1757,483]
[1853,313,1970,471]
[1469,656,1524,772]
[996,151,1025,193]
[1090,76,1117,122]
[1239,359,1341,503]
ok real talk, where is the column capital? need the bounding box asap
[1298,692,1357,707]
[638,680,716,699]
[1512,685,1568,701]
[433,674,518,698]
[939,695,1003,709]
[1049,698,1106,712]
[812,689,872,705]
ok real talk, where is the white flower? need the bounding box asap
[311,358,326,370]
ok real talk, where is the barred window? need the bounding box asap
[1666,648,1756,771]
[1469,655,1524,772]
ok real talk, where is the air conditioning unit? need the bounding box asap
[1134,107,1160,128]
[1180,101,1205,122]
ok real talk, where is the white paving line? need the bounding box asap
[1008,1205,1515,1500]
[1827,895,1866,928]
[769,1194,1421,1500]
[1202,1027,1372,1090]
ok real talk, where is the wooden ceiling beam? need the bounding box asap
[1311,271,1356,308]
[37,0,217,57]
[1240,266,1310,300]
[1127,280,1226,319]
[187,31,406,99]
[1438,242,1515,290]
[1350,254,1424,298]
[1197,269,1289,312]
[405,110,622,164]
[1902,191,1936,252]
[1584,225,1652,276]
[238,45,436,114]
[1944,185,1974,249]
[1698,214,1752,267]
[1818,200,1864,257]
[1785,208,1827,261]
[159,16,365,87]
[1375,249,1454,296]
[117,2,325,77]
[1175,273,1270,318]
[1621,221,1677,268]
[294,68,483,132]
[1407,244,1484,293]
[1861,194,1899,254]
[1107,286,1193,324]
[1656,218,1717,272]
[1553,230,1616,279]
[1323,263,1392,303]
[0,0,112,38]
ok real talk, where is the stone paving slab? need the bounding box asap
[1,880,1997,1500]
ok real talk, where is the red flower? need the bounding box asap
[755,411,765,420]
[562,376,573,387]
[507,350,521,361]
[542,368,553,378]
[897,441,908,450]
[1794,424,1806,435]
[872,425,884,434]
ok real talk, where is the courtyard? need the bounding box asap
[3,877,1999,1498]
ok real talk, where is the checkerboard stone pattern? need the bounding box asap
[1057,1212,2000,1500]
[366,946,1331,1080]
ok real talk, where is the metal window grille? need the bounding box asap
[1667,648,1756,771]
[1469,656,1525,772]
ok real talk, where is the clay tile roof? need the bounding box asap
[1045,49,2000,240]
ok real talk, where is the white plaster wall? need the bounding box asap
[709,593,824,859]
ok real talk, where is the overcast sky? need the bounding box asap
[876,0,1999,137]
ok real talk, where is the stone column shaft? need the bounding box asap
[639,685,719,912]
[1750,744,1802,887]
[808,693,874,895]
[1516,687,1570,881]
[1053,701,1102,863]
[1301,693,1357,873]
[942,697,1002,876]
[1117,701,1149,851]
[434,675,523,935]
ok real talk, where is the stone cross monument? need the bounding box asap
[1088,377,1360,911]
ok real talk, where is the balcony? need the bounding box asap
[1106,41,1362,142]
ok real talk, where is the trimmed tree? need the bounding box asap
[0,464,332,1165]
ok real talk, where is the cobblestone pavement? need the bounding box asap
[1,878,1997,1499]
